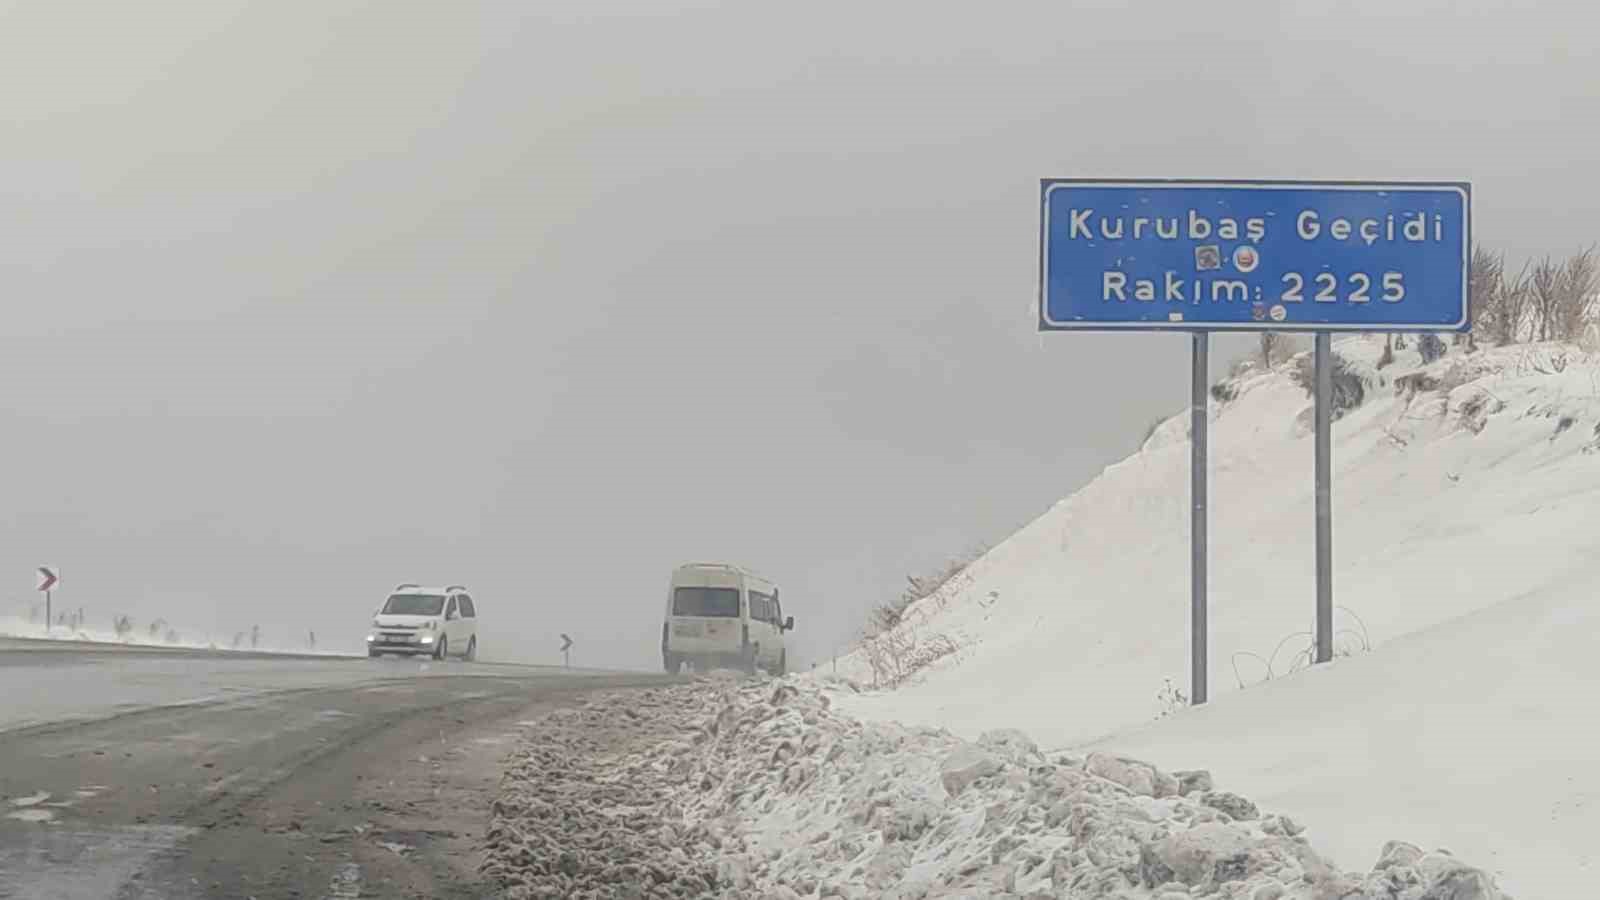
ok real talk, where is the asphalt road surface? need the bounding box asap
[0,640,674,898]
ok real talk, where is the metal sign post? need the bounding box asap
[1191,332,1209,705]
[560,633,573,668]
[1314,333,1334,663]
[1040,179,1470,706]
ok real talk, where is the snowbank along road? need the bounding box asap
[0,649,673,899]
[482,675,1510,899]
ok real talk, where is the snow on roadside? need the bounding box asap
[484,677,1509,899]
[482,684,726,898]
[0,614,350,656]
[803,338,1600,893]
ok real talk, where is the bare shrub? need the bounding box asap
[1557,246,1599,341]
[1474,252,1532,346]
[1258,333,1300,369]
[1519,246,1598,343]
[1529,256,1563,342]
[1155,678,1188,718]
[870,547,985,633]
[1468,244,1502,342]
[1290,351,1366,419]
[1418,333,1446,364]
[1500,265,1534,343]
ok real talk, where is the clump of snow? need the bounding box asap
[484,679,1510,899]
[811,337,1600,895]
[481,687,726,898]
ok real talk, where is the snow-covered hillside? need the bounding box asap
[816,336,1600,896]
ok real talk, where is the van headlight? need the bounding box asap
[420,634,434,644]
[366,634,376,643]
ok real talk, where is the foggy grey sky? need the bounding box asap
[2,1,1595,667]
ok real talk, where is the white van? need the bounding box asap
[367,584,478,661]
[661,563,792,675]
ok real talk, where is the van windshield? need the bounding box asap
[672,587,740,617]
[382,594,445,616]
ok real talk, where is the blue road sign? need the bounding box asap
[1039,180,1470,332]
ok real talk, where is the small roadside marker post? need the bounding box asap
[560,633,573,668]
[37,567,59,635]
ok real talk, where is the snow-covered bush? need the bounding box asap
[870,548,984,634]
[1209,379,1238,404]
[1289,350,1367,419]
[1418,333,1446,364]
[1155,677,1188,719]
